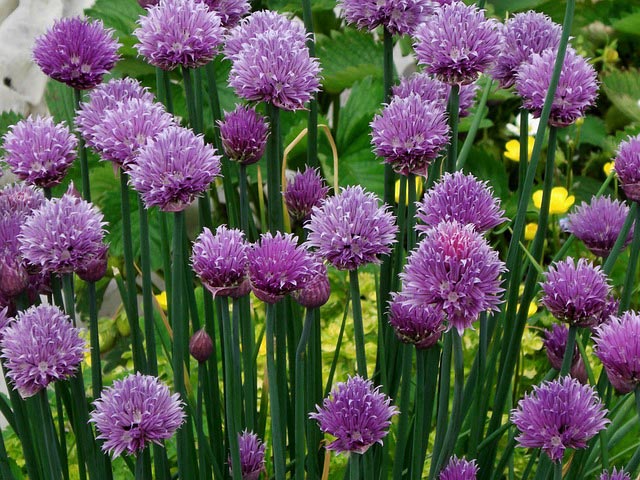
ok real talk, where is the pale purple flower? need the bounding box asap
[516,48,598,127]
[0,306,10,339]
[128,126,221,212]
[371,93,450,176]
[309,375,398,454]
[2,116,77,188]
[540,257,611,328]
[218,105,269,165]
[492,11,562,89]
[90,372,185,457]
[401,221,506,333]
[413,2,503,85]
[284,167,329,223]
[600,468,630,480]
[0,305,86,398]
[614,134,640,202]
[338,0,433,35]
[439,456,478,480]
[134,0,225,70]
[292,257,331,309]
[305,186,398,271]
[511,376,609,462]
[388,292,445,349]
[0,183,45,218]
[542,324,587,383]
[0,216,29,298]
[416,171,506,234]
[230,430,266,480]
[198,0,250,28]
[33,17,120,90]
[565,196,633,258]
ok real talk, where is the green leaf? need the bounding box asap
[612,10,640,36]
[45,81,76,127]
[602,70,640,123]
[0,111,23,157]
[266,0,335,12]
[86,0,144,41]
[463,146,509,200]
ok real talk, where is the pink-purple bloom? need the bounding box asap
[614,134,640,202]
[0,216,29,298]
[33,17,120,90]
[218,105,269,165]
[128,126,221,212]
[2,116,77,188]
[292,258,331,309]
[309,375,398,454]
[511,376,609,462]
[439,456,478,480]
[305,186,398,271]
[337,0,433,35]
[90,372,185,457]
[388,292,445,349]
[198,0,250,28]
[230,430,266,480]
[0,305,86,398]
[542,324,587,383]
[0,182,45,218]
[189,328,214,363]
[600,468,630,480]
[284,167,329,224]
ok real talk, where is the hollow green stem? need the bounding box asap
[392,346,413,480]
[295,309,315,480]
[446,85,460,173]
[603,203,637,276]
[37,390,62,480]
[73,89,91,202]
[266,104,283,232]
[517,111,529,203]
[350,454,361,480]
[267,303,286,478]
[559,326,577,377]
[429,334,452,480]
[554,461,563,480]
[350,269,367,378]
[155,68,174,114]
[619,204,640,311]
[135,450,152,480]
[457,79,493,170]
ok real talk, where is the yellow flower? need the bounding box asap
[394,178,423,204]
[155,291,168,311]
[603,161,614,177]
[532,186,575,214]
[524,222,538,240]
[504,137,535,162]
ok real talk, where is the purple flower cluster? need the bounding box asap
[439,456,478,480]
[600,468,631,480]
[284,167,329,223]
[388,292,445,349]
[218,105,269,165]
[614,134,640,202]
[542,324,587,383]
[231,431,266,480]
[199,0,250,28]
[291,258,331,309]
[338,0,433,35]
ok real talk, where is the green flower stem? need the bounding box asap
[392,345,414,480]
[37,390,62,480]
[300,0,318,168]
[429,333,452,480]
[196,362,209,480]
[201,360,225,480]
[407,174,417,249]
[135,450,152,480]
[559,326,577,377]
[266,103,283,232]
[0,416,15,480]
[412,346,440,479]
[446,85,460,173]
[554,461,563,480]
[295,309,315,480]
[603,203,637,275]
[382,28,394,101]
[239,163,250,235]
[155,68,174,114]
[54,385,70,480]
[237,295,257,430]
[467,313,488,458]
[181,67,199,133]
[194,69,204,133]
[267,303,286,478]
[517,111,529,202]
[619,204,640,312]
[350,268,368,378]
[624,390,640,474]
[306,308,324,477]
[73,88,91,202]
[350,454,361,480]
[456,79,493,170]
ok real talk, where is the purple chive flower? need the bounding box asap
[614,134,640,202]
[594,311,640,394]
[0,183,45,218]
[198,0,250,28]
[439,456,478,480]
[401,221,506,334]
[218,105,269,165]
[284,167,329,224]
[511,376,609,462]
[191,225,249,298]
[134,0,225,70]
[0,306,10,339]
[292,257,331,309]
[388,292,445,349]
[189,328,214,363]
[128,126,221,212]
[416,171,506,234]
[91,98,175,169]
[0,305,86,398]
[309,375,398,454]
[337,0,433,35]
[0,217,29,298]
[33,17,120,90]
[542,324,587,383]
[19,185,108,276]
[540,257,611,328]
[565,196,633,258]
[492,11,562,89]
[247,232,316,304]
[90,372,185,457]
[600,468,631,480]
[371,93,450,176]
[516,48,598,127]
[305,185,398,271]
[413,2,503,85]
[230,430,266,480]
[2,116,77,188]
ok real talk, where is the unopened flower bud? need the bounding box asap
[189,328,213,363]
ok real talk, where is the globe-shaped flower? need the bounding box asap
[511,376,609,462]
[0,216,29,298]
[439,456,478,480]
[230,431,266,480]
[594,311,640,394]
[565,196,633,258]
[305,186,398,271]
[90,373,185,457]
[284,167,329,224]
[371,93,450,176]
[388,293,445,349]
[492,11,562,89]
[0,182,45,218]
[309,375,398,454]
[338,0,433,35]
[33,17,121,90]
[614,134,640,202]
[2,116,77,188]
[600,468,630,480]
[401,221,506,333]
[19,185,108,276]
[189,328,214,363]
[0,305,86,398]
[291,259,331,309]
[247,232,316,304]
[199,0,250,28]
[413,2,503,85]
[542,324,587,383]
[128,126,221,212]
[416,171,506,234]
[540,257,611,328]
[516,48,598,127]
[218,105,269,165]
[191,225,249,298]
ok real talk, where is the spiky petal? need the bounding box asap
[388,292,445,350]
[230,431,266,480]
[284,167,329,223]
[600,468,631,480]
[337,0,433,35]
[218,105,269,165]
[542,324,587,383]
[614,134,640,202]
[198,0,250,28]
[439,456,478,480]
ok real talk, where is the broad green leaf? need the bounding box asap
[0,111,23,156]
[602,70,640,123]
[612,11,640,36]
[463,146,509,201]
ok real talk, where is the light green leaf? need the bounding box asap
[602,70,640,123]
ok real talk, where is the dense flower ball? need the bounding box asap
[291,258,331,309]
[416,172,506,234]
[516,48,598,127]
[600,468,630,480]
[413,2,503,85]
[401,221,506,333]
[371,93,450,176]
[594,311,640,394]
[0,216,29,298]
[19,185,108,276]
[614,134,640,202]
[129,126,221,212]
[0,182,45,218]
[439,456,478,480]
[388,292,445,349]
[492,11,562,88]
[2,116,77,188]
[230,431,266,480]
[511,376,609,462]
[338,0,433,35]
[540,257,611,328]
[134,0,225,70]
[33,17,121,90]
[1,305,86,398]
[284,167,329,223]
[218,105,269,165]
[309,375,398,454]
[199,0,250,28]
[542,324,587,383]
[0,306,9,338]
[565,196,633,258]
[305,186,398,271]
[191,225,249,298]
[90,373,185,457]
[247,232,316,303]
